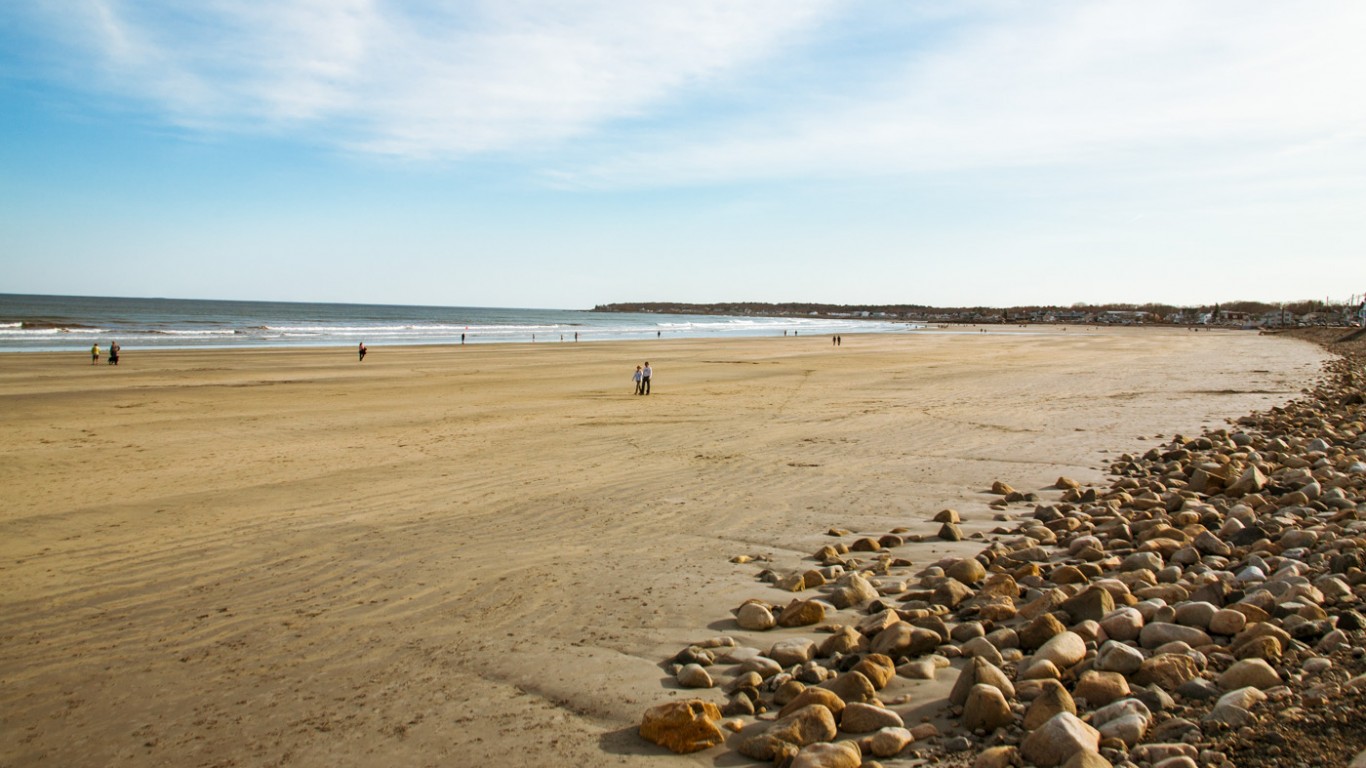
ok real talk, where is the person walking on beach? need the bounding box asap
[358,342,367,362]
[641,362,652,395]
[632,365,644,395]
[90,344,100,365]
[108,341,120,365]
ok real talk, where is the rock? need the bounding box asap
[1019,614,1067,650]
[1192,531,1232,557]
[1021,659,1061,680]
[939,523,963,541]
[1020,712,1101,767]
[1033,631,1087,672]
[1094,640,1144,675]
[840,701,904,733]
[1073,671,1130,708]
[769,638,817,667]
[1089,698,1151,747]
[819,671,877,706]
[736,602,776,630]
[950,657,1017,706]
[1207,608,1246,636]
[819,625,866,657]
[830,573,880,609]
[790,740,861,768]
[1061,752,1112,768]
[851,654,896,690]
[963,683,1015,732]
[897,659,938,679]
[1130,743,1198,763]
[777,599,827,628]
[1098,607,1144,642]
[739,654,783,678]
[1216,658,1281,690]
[870,623,941,659]
[1225,464,1267,497]
[850,537,882,552]
[865,726,913,758]
[1172,601,1217,629]
[778,687,846,719]
[773,679,806,706]
[934,508,962,523]
[1061,586,1115,624]
[961,635,1005,666]
[737,704,838,761]
[1132,654,1200,688]
[640,699,725,754]
[676,663,714,688]
[974,745,1021,768]
[1138,622,1211,650]
[946,557,987,585]
[934,578,975,608]
[1202,686,1266,727]
[776,571,807,591]
[1175,678,1220,700]
[1024,680,1077,730]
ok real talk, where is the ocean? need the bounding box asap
[0,294,912,353]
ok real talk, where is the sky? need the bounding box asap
[1,1,1364,310]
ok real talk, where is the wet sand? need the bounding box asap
[0,327,1329,767]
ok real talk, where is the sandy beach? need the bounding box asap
[0,327,1330,767]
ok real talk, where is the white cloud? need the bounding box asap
[561,1,1366,186]
[28,0,837,158]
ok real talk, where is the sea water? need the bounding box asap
[0,294,911,352]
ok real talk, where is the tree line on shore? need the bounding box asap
[593,299,1363,327]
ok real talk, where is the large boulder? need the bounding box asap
[640,699,725,754]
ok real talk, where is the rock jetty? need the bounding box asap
[640,332,1366,767]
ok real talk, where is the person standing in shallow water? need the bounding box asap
[641,362,652,395]
[358,342,367,362]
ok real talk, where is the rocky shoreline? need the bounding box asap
[640,328,1366,767]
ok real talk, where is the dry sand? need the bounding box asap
[0,327,1329,767]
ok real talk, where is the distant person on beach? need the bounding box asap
[461,333,466,345]
[641,362,652,395]
[90,344,99,365]
[358,342,367,362]
[633,365,644,395]
[108,341,120,365]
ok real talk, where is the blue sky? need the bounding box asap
[2,1,1364,309]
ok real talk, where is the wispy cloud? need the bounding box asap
[19,0,837,158]
[11,0,1366,192]
[559,1,1366,187]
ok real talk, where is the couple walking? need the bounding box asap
[631,362,652,395]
